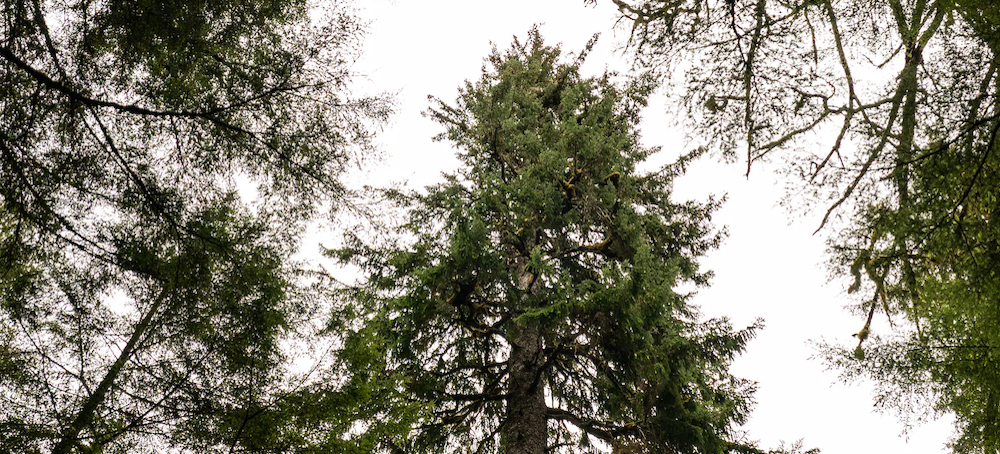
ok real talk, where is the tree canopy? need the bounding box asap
[330,30,760,454]
[611,0,1000,450]
[0,0,389,451]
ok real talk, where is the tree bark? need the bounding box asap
[502,323,547,454]
[502,256,547,454]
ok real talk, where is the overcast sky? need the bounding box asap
[349,1,955,452]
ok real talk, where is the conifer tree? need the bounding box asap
[332,30,759,454]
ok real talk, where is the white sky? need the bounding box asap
[348,1,956,452]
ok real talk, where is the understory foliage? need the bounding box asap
[332,30,760,454]
[610,0,1000,451]
[0,0,389,452]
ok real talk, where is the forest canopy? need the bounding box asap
[4,0,998,452]
[611,0,1000,451]
[0,0,388,452]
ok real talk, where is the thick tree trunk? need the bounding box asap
[502,324,547,454]
[502,256,547,454]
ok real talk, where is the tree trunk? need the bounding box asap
[51,288,168,454]
[502,256,547,454]
[502,324,547,454]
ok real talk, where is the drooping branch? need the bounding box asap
[0,138,117,264]
[915,117,1000,251]
[0,46,301,121]
[0,45,342,194]
[814,66,912,233]
[545,407,619,442]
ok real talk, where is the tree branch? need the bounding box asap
[545,407,619,442]
[0,45,300,121]
[52,286,171,454]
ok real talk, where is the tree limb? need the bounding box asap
[52,286,171,454]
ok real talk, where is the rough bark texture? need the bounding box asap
[502,324,547,454]
[501,256,547,454]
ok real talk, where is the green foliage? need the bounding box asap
[611,0,1000,451]
[0,0,388,452]
[332,29,759,454]
[764,439,820,454]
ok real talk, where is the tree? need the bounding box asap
[331,30,760,454]
[0,0,389,452]
[609,0,1000,450]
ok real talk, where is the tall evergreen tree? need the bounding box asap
[332,30,759,454]
[0,0,389,452]
[609,0,1000,451]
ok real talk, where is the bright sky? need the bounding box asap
[350,1,955,452]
